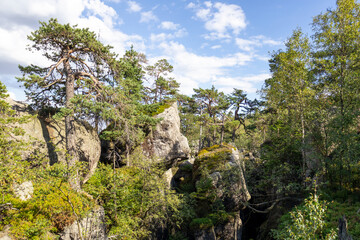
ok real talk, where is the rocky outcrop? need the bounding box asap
[193,144,251,210]
[214,213,243,240]
[172,160,194,191]
[0,225,11,240]
[60,206,107,240]
[339,216,353,240]
[7,98,100,184]
[192,213,243,240]
[142,102,190,166]
[188,144,250,240]
[13,181,33,201]
[193,227,216,240]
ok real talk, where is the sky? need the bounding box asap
[0,0,337,101]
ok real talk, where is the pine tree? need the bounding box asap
[17,18,117,189]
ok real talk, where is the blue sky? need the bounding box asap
[0,0,336,101]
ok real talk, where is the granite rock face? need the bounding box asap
[142,102,190,166]
[190,144,251,240]
[13,181,33,201]
[193,213,243,240]
[193,144,251,211]
[0,225,11,240]
[339,216,353,240]
[7,98,101,184]
[60,206,107,240]
[214,212,243,240]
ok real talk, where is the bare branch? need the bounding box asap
[43,78,63,89]
[43,57,66,80]
[70,55,96,76]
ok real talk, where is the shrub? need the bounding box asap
[272,194,337,240]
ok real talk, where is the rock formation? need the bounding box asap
[142,102,191,167]
[0,225,11,240]
[7,98,100,184]
[59,206,107,240]
[193,144,251,210]
[180,143,250,240]
[13,181,33,201]
[339,216,353,240]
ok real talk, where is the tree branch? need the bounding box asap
[43,57,66,80]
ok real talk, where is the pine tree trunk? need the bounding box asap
[64,58,80,190]
[199,107,203,152]
[220,115,225,144]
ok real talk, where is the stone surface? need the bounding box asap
[142,102,190,166]
[214,212,243,240]
[7,98,101,184]
[13,181,33,201]
[0,225,11,240]
[172,160,193,190]
[190,144,249,240]
[339,216,353,240]
[192,213,243,240]
[60,206,107,240]
[193,144,251,211]
[193,227,216,240]
[164,168,173,188]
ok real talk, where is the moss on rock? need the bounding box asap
[193,143,236,179]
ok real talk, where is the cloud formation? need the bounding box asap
[140,11,158,23]
[0,0,145,100]
[0,0,276,100]
[157,41,254,94]
[127,1,142,12]
[159,21,179,30]
[235,35,282,52]
[216,73,271,94]
[188,1,247,39]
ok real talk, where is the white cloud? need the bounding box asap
[0,0,145,83]
[235,38,259,52]
[216,73,271,94]
[186,2,196,9]
[211,45,221,49]
[84,0,118,26]
[0,0,85,28]
[127,1,141,13]
[242,73,271,83]
[159,21,179,30]
[140,11,158,23]
[189,2,247,39]
[150,28,187,42]
[196,8,212,20]
[204,1,212,8]
[235,35,282,52]
[8,91,16,100]
[156,41,254,95]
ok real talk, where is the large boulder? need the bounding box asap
[13,181,33,201]
[171,160,194,192]
[189,144,250,240]
[193,144,251,211]
[0,225,10,240]
[142,102,190,166]
[191,213,243,240]
[339,216,353,240]
[7,98,101,184]
[214,212,243,240]
[60,206,107,240]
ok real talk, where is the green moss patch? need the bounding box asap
[194,143,236,176]
[190,217,213,229]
